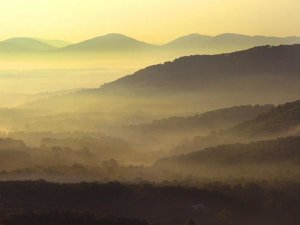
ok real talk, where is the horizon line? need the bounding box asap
[1,32,300,46]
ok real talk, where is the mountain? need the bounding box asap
[0,37,57,52]
[163,33,212,50]
[163,33,300,53]
[155,136,300,179]
[227,100,300,138]
[38,39,71,48]
[158,136,300,166]
[1,33,300,55]
[25,45,300,116]
[122,104,273,153]
[59,33,157,53]
[133,104,274,134]
[173,100,300,153]
[97,44,300,96]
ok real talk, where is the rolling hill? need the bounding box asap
[2,33,300,55]
[155,136,300,179]
[24,45,300,116]
[158,136,300,166]
[0,37,57,52]
[59,33,157,53]
[173,100,300,153]
[38,39,71,48]
[163,33,300,53]
[134,104,274,133]
[96,44,300,96]
[121,104,274,153]
[158,136,300,167]
[227,100,300,138]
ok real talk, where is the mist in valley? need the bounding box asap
[0,5,300,223]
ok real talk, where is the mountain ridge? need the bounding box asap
[155,136,300,180]
[1,33,300,54]
[96,44,300,95]
[0,37,57,52]
[162,33,300,54]
[59,33,157,52]
[172,100,300,154]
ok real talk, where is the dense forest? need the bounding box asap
[99,45,300,95]
[173,100,300,153]
[0,181,299,225]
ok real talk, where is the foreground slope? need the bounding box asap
[3,181,297,225]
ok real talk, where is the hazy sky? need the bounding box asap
[1,0,300,43]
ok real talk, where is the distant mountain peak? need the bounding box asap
[102,33,132,38]
[166,33,211,41]
[60,33,156,52]
[215,33,250,38]
[181,33,211,38]
[0,37,56,51]
[4,37,53,45]
[38,39,71,48]
[92,33,133,40]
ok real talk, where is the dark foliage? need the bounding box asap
[134,105,273,134]
[1,212,149,225]
[99,45,300,95]
[0,181,299,225]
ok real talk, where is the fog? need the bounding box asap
[0,46,299,225]
[0,45,299,186]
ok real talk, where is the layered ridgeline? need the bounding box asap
[122,105,274,151]
[55,33,300,55]
[155,136,300,180]
[1,33,300,55]
[98,44,300,95]
[59,33,157,53]
[132,105,274,134]
[163,33,300,54]
[173,100,300,154]
[0,135,144,171]
[0,37,70,53]
[23,45,300,118]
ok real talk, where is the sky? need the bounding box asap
[0,0,300,44]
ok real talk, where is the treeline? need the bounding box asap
[0,135,147,171]
[133,105,273,133]
[156,136,300,180]
[1,212,150,225]
[173,100,300,153]
[0,181,299,225]
[101,45,300,94]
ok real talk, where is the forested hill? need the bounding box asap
[133,104,274,133]
[172,100,300,154]
[159,136,300,167]
[97,45,300,95]
[226,100,300,138]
